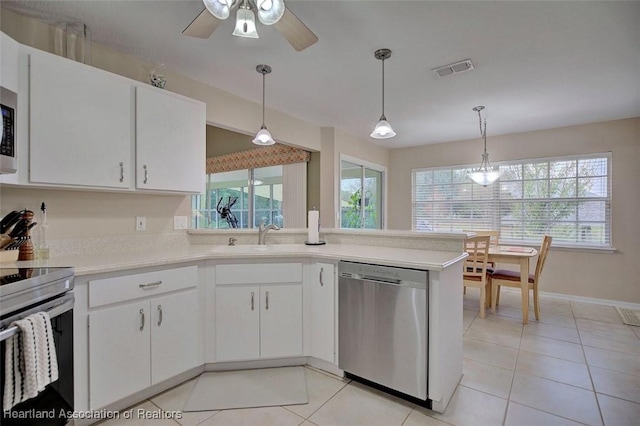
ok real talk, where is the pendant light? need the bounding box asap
[468,106,501,186]
[232,0,259,38]
[252,64,276,146]
[370,48,396,139]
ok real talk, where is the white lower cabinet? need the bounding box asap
[214,263,303,362]
[215,285,260,361]
[216,284,302,362]
[88,266,199,409]
[307,263,336,363]
[89,300,150,410]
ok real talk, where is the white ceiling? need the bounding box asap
[3,0,639,148]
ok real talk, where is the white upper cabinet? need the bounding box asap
[29,50,133,188]
[136,85,205,193]
[15,42,205,193]
[1,32,19,92]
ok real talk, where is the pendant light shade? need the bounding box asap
[253,64,276,146]
[232,1,259,38]
[203,0,235,20]
[256,0,285,25]
[370,48,396,139]
[468,106,501,186]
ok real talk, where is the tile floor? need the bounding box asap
[101,289,640,426]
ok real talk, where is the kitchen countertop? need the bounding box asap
[8,243,467,276]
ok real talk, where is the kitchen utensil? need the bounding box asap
[0,210,23,234]
[8,219,28,239]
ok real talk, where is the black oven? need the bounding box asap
[0,267,74,425]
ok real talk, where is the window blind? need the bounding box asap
[412,153,611,248]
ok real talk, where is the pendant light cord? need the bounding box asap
[262,71,266,127]
[477,108,487,154]
[381,57,385,118]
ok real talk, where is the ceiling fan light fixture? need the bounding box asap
[253,64,276,146]
[232,4,259,38]
[370,48,396,140]
[202,0,234,20]
[256,0,285,25]
[468,106,502,186]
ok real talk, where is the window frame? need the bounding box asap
[192,166,283,229]
[339,154,387,230]
[412,152,612,250]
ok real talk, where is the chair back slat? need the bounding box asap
[534,235,553,280]
[464,235,491,279]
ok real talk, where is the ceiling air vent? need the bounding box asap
[432,59,475,78]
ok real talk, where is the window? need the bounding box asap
[192,166,283,229]
[340,157,385,229]
[412,153,611,248]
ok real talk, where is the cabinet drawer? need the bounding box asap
[89,266,198,307]
[216,263,302,285]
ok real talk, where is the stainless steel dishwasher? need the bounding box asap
[338,261,429,404]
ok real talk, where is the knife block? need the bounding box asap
[17,210,35,261]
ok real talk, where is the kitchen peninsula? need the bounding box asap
[10,229,467,421]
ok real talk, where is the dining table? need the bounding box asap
[488,245,539,324]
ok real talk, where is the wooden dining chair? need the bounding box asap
[463,235,492,319]
[490,235,552,321]
[464,230,499,267]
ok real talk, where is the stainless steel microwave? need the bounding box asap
[0,86,17,174]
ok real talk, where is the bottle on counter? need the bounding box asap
[36,201,50,260]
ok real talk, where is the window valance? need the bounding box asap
[206,143,311,174]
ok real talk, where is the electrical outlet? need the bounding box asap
[136,216,146,231]
[173,215,188,230]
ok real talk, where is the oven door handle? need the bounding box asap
[0,294,74,342]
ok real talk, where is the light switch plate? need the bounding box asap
[174,215,188,230]
[136,216,146,231]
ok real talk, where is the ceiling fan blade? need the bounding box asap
[182,8,222,39]
[274,7,318,51]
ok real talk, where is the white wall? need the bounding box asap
[388,118,640,303]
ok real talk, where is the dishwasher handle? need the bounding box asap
[360,275,402,285]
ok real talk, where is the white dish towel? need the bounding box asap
[3,311,59,412]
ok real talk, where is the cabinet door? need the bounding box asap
[0,32,19,92]
[135,86,205,193]
[89,301,150,409]
[261,284,303,358]
[215,286,260,361]
[309,263,335,363]
[30,51,132,188]
[151,289,199,383]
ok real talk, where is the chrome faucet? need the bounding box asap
[258,220,280,245]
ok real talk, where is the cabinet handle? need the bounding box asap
[265,291,269,310]
[119,162,124,183]
[251,292,254,311]
[139,309,145,331]
[320,267,324,286]
[157,304,163,326]
[139,280,162,289]
[143,164,149,184]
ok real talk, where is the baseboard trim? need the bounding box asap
[500,287,640,310]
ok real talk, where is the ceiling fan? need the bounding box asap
[183,0,318,51]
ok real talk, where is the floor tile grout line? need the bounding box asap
[294,377,351,421]
[500,311,526,426]
[572,303,606,426]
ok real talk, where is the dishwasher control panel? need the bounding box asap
[338,261,428,289]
